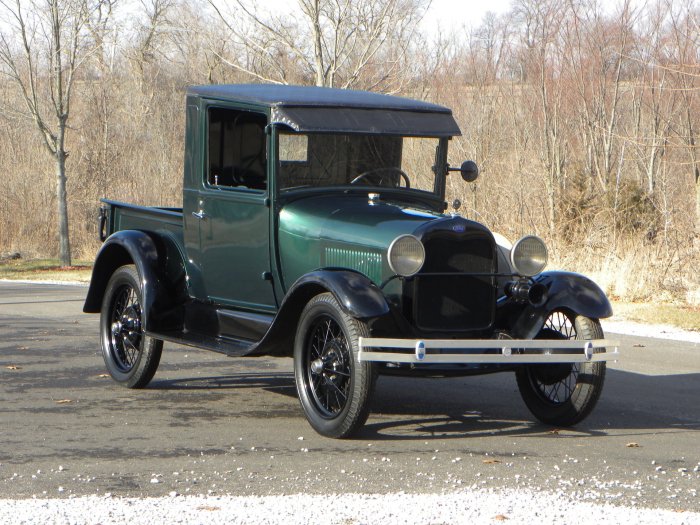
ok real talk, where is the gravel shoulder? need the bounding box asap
[1,490,699,525]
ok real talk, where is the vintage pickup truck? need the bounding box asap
[84,84,617,438]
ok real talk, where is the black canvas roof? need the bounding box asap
[187,84,461,137]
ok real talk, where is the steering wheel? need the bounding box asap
[350,167,411,188]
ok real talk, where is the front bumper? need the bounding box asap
[357,337,619,364]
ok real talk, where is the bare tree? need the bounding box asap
[127,0,175,91]
[667,1,700,236]
[0,0,100,266]
[629,1,678,196]
[513,0,571,241]
[565,0,637,192]
[207,0,430,91]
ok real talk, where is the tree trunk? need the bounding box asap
[309,0,325,87]
[55,149,72,267]
[696,167,700,238]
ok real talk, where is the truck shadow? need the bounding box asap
[149,368,700,441]
[151,372,298,397]
[360,368,700,440]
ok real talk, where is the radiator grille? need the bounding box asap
[413,233,495,332]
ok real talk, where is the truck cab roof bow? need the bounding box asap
[188,84,462,137]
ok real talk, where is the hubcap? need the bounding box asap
[310,358,324,375]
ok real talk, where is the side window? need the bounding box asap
[207,107,267,191]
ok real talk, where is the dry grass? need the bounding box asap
[0,258,92,283]
[611,302,700,332]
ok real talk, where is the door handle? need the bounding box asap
[192,210,207,220]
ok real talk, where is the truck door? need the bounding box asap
[192,105,277,312]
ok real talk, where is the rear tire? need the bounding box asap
[100,265,162,388]
[294,293,376,438]
[516,311,606,426]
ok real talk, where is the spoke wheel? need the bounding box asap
[108,285,143,373]
[306,315,352,417]
[100,265,162,388]
[294,293,376,438]
[516,310,606,426]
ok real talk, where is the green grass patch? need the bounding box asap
[0,258,92,283]
[612,302,700,332]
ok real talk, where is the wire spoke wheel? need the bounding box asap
[516,310,606,426]
[100,265,162,389]
[108,285,143,372]
[294,293,376,438]
[305,315,352,417]
[530,311,578,405]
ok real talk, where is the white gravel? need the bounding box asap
[602,320,700,344]
[1,490,698,525]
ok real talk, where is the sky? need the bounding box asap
[245,0,515,35]
[420,0,513,34]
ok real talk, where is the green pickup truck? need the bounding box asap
[84,84,617,438]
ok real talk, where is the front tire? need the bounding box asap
[294,293,376,438]
[100,265,162,388]
[516,311,606,426]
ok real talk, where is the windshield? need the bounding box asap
[277,132,445,194]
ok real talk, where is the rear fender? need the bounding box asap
[83,230,187,332]
[511,271,612,339]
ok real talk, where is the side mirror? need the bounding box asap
[460,160,479,183]
[447,160,479,182]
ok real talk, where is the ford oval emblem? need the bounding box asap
[453,224,466,233]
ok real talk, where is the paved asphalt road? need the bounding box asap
[1,281,698,511]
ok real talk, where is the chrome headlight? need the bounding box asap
[511,235,548,276]
[388,234,425,277]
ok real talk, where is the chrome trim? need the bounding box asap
[358,337,619,364]
[387,234,425,277]
[510,235,547,277]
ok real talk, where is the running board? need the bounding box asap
[148,329,256,357]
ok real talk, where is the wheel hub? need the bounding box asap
[310,358,324,374]
[121,306,141,333]
[310,341,346,380]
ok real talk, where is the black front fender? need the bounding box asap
[83,230,187,332]
[251,269,390,356]
[512,271,612,339]
[288,270,390,319]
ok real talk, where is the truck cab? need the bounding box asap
[85,84,617,438]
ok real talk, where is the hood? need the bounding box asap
[279,193,442,248]
[277,192,487,287]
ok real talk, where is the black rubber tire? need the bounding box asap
[516,312,606,426]
[100,265,162,388]
[294,293,377,438]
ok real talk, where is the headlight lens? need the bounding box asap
[388,234,425,277]
[511,235,548,276]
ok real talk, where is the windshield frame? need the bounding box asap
[271,126,450,206]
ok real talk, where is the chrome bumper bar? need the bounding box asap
[357,338,619,364]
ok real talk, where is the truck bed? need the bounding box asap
[101,199,183,238]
